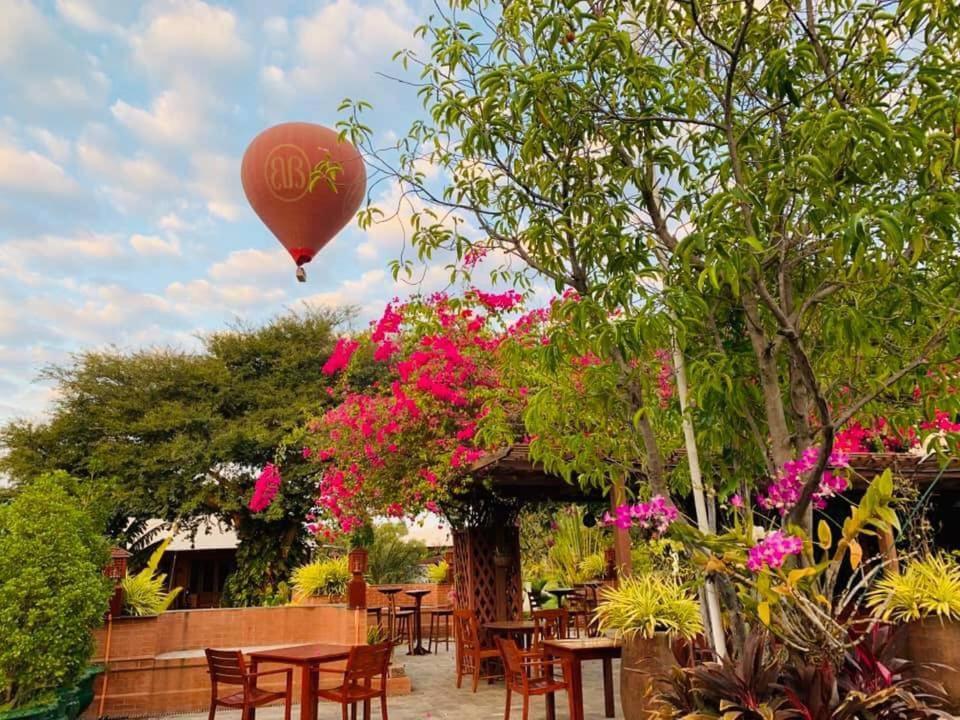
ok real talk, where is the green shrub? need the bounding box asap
[0,475,112,708]
[426,560,449,584]
[291,557,351,599]
[594,573,702,640]
[867,553,960,622]
[120,537,182,616]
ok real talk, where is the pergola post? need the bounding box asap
[452,525,523,625]
[611,478,633,578]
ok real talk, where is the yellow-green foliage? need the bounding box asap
[595,574,703,640]
[121,537,182,617]
[577,552,607,581]
[426,559,449,583]
[291,556,351,599]
[547,509,604,585]
[867,554,960,622]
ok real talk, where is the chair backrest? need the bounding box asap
[532,609,568,646]
[526,590,542,612]
[205,649,248,687]
[495,637,526,687]
[453,608,481,650]
[345,642,392,685]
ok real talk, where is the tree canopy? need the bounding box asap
[339,0,960,525]
[0,307,364,605]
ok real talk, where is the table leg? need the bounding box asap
[569,659,584,720]
[544,650,556,720]
[299,666,317,720]
[602,658,614,718]
[247,658,258,720]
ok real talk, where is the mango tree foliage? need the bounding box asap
[340,0,960,522]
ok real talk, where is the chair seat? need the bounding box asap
[217,687,286,708]
[317,683,382,704]
[522,677,569,695]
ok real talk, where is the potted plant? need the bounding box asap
[290,557,351,604]
[594,574,703,720]
[867,552,960,707]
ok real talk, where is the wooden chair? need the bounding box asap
[496,637,574,720]
[453,608,502,692]
[526,589,543,613]
[315,642,392,720]
[204,649,292,720]
[531,609,568,652]
[568,589,594,638]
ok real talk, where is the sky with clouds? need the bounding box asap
[0,0,463,423]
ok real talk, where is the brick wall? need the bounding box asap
[87,605,410,718]
[366,583,452,609]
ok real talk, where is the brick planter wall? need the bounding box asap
[88,605,411,718]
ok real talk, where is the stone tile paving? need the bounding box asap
[164,650,621,720]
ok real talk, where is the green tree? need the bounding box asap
[0,309,371,605]
[0,474,111,708]
[365,523,430,584]
[340,0,960,524]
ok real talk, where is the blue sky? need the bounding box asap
[0,0,460,422]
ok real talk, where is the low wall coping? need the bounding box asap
[154,643,299,661]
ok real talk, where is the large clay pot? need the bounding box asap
[898,618,960,710]
[620,632,675,720]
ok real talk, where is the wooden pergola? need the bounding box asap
[450,444,960,627]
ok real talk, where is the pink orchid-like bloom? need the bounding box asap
[600,495,678,535]
[747,531,804,572]
[730,494,744,509]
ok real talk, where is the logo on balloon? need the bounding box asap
[264,143,311,202]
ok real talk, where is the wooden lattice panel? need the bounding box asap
[452,526,522,627]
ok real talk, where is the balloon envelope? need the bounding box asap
[241,122,366,269]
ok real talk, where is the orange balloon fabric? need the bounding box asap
[241,122,366,268]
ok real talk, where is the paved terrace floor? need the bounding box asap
[159,651,622,720]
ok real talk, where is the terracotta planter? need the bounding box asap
[619,632,675,720]
[898,618,960,710]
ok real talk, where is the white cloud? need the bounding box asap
[132,0,249,83]
[158,212,188,231]
[0,0,110,110]
[76,138,178,209]
[55,0,126,34]
[166,279,285,309]
[189,151,244,221]
[129,233,181,256]
[111,84,208,146]
[25,127,72,163]
[263,16,289,42]
[0,143,79,196]
[207,248,291,284]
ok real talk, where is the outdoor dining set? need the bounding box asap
[202,581,617,720]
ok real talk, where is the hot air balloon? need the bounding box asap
[241,122,366,282]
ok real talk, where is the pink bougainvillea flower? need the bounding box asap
[323,337,360,375]
[249,463,282,512]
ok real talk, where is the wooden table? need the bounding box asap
[483,619,537,648]
[542,637,621,720]
[547,587,575,607]
[248,643,353,720]
[405,589,432,655]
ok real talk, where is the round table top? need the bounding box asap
[484,620,536,632]
[376,586,403,595]
[405,589,431,597]
[547,587,575,597]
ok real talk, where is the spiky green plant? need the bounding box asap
[547,507,604,585]
[578,552,607,581]
[291,556,351,599]
[595,574,702,640]
[426,559,450,584]
[867,554,960,622]
[120,537,182,616]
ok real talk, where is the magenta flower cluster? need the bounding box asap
[601,495,678,534]
[747,530,804,572]
[758,445,850,515]
[250,463,282,512]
